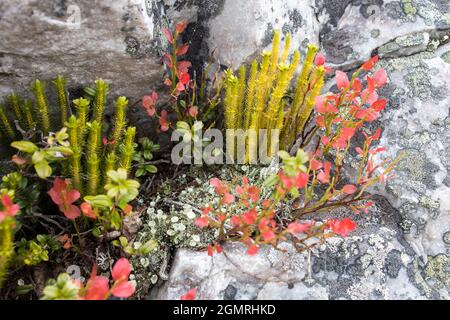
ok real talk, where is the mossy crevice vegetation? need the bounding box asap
[223,30,325,161]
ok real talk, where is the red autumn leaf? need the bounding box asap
[287,222,310,234]
[373,128,382,140]
[341,127,356,141]
[163,78,172,87]
[247,185,260,202]
[314,53,326,66]
[362,55,378,71]
[84,276,110,300]
[48,178,81,220]
[177,61,192,73]
[112,258,132,282]
[335,70,349,90]
[352,78,362,92]
[373,69,387,88]
[366,76,375,92]
[361,88,378,104]
[210,177,227,195]
[295,172,309,188]
[342,184,357,194]
[317,161,331,184]
[327,218,357,237]
[81,202,97,220]
[355,108,380,122]
[142,95,155,109]
[159,110,170,132]
[231,215,241,226]
[202,206,212,215]
[176,44,189,56]
[176,81,185,92]
[58,234,72,250]
[278,171,293,189]
[222,192,235,205]
[371,98,387,112]
[111,281,135,298]
[369,146,387,155]
[11,155,27,165]
[316,115,325,127]
[195,216,209,228]
[178,72,190,85]
[314,96,326,114]
[246,244,259,256]
[355,147,364,155]
[262,230,276,242]
[321,135,330,145]
[0,195,20,223]
[242,209,257,224]
[123,204,133,215]
[262,199,271,209]
[175,21,188,34]
[188,106,198,118]
[180,288,197,300]
[162,28,174,44]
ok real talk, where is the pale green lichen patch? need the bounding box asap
[442,51,450,64]
[418,195,440,211]
[402,0,417,16]
[423,254,450,291]
[396,149,439,187]
[395,32,426,47]
[403,65,445,102]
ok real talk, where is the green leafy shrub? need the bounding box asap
[14,234,60,266]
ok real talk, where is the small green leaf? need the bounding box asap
[119,236,128,247]
[46,146,74,157]
[263,174,279,187]
[176,121,190,131]
[110,210,122,230]
[135,168,145,177]
[11,141,39,154]
[277,150,290,160]
[143,150,153,160]
[84,195,113,209]
[145,165,157,173]
[34,160,52,179]
[139,239,158,254]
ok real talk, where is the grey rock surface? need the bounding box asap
[0,0,163,101]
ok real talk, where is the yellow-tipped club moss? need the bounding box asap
[104,152,117,185]
[73,97,90,150]
[52,75,69,127]
[7,93,23,124]
[93,79,107,125]
[0,106,16,140]
[32,80,51,135]
[0,218,15,289]
[22,100,36,131]
[112,96,128,146]
[86,121,102,195]
[244,60,258,130]
[66,115,82,192]
[120,126,136,174]
[222,31,325,161]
